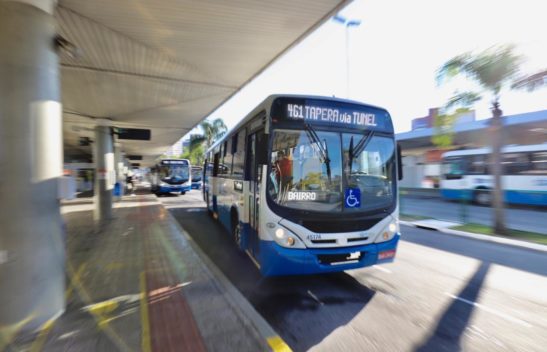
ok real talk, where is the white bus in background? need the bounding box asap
[203,95,403,277]
[441,144,547,206]
[150,159,192,196]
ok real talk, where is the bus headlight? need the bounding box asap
[271,226,305,249]
[376,221,399,243]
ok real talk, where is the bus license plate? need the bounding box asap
[347,252,361,260]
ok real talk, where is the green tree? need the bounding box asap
[181,140,204,166]
[181,118,227,166]
[436,44,542,235]
[432,92,481,149]
[192,118,228,150]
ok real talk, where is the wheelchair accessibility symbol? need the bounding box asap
[345,188,361,208]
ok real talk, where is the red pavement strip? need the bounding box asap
[146,271,207,352]
[140,199,207,352]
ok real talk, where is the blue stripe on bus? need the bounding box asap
[239,222,250,251]
[258,234,400,276]
[217,203,232,233]
[212,195,218,213]
[505,190,547,206]
[441,189,547,206]
[440,189,473,200]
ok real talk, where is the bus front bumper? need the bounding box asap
[158,184,191,193]
[258,234,400,276]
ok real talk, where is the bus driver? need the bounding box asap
[275,150,293,188]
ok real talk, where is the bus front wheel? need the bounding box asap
[232,219,244,252]
[474,189,491,206]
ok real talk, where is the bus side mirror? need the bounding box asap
[397,143,403,181]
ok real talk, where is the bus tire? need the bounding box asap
[231,212,243,252]
[206,192,213,215]
[474,189,491,206]
[180,191,186,195]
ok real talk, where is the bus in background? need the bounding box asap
[191,166,203,189]
[203,95,403,276]
[441,144,547,206]
[151,159,192,196]
[202,161,213,204]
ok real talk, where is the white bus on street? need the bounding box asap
[203,95,403,276]
[150,159,192,196]
[441,144,547,206]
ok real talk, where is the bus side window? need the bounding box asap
[469,155,486,175]
[233,131,246,178]
[530,152,547,174]
[213,153,220,177]
[397,143,403,181]
[224,137,233,176]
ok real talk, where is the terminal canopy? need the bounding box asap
[59,0,349,166]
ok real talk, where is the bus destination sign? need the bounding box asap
[272,97,393,132]
[287,103,377,127]
[161,160,188,165]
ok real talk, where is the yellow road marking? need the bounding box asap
[85,300,119,316]
[267,336,292,352]
[105,262,124,272]
[0,315,34,351]
[29,262,87,352]
[65,262,132,352]
[29,318,55,352]
[65,263,87,300]
[140,271,152,352]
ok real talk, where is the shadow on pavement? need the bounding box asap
[402,227,547,277]
[250,273,376,351]
[169,203,376,352]
[415,262,490,352]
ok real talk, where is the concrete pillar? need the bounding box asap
[0,0,64,335]
[93,120,114,222]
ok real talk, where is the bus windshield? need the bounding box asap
[191,167,202,182]
[267,129,395,212]
[158,164,189,183]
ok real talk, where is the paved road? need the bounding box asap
[162,191,547,352]
[400,196,547,234]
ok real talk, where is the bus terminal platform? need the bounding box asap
[6,194,282,352]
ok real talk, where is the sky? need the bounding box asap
[183,0,547,141]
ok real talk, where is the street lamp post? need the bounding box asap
[333,15,361,99]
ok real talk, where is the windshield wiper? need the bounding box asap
[304,123,332,183]
[348,131,374,170]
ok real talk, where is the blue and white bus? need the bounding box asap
[203,95,403,276]
[441,144,547,206]
[191,166,203,190]
[151,159,192,195]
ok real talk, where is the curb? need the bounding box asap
[400,220,547,253]
[165,210,290,352]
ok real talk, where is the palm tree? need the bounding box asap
[196,118,228,149]
[432,92,481,149]
[436,45,523,235]
[185,118,227,165]
[512,69,547,91]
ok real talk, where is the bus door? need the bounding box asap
[246,131,263,257]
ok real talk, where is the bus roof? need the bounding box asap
[205,94,391,154]
[442,143,547,158]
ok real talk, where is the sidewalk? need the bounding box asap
[400,218,547,253]
[10,195,286,351]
